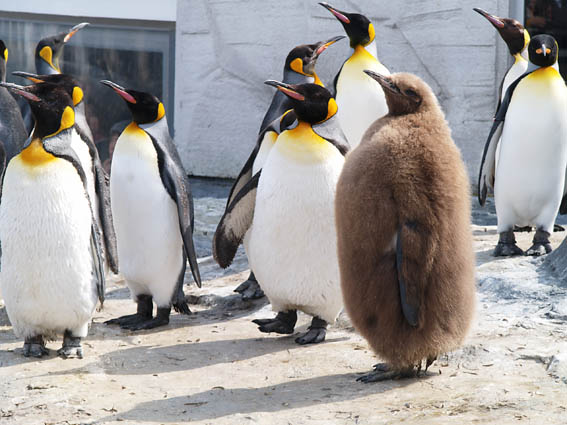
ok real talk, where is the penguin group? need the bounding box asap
[0,2,563,386]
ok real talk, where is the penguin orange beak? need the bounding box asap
[0,82,41,102]
[314,35,345,57]
[319,2,350,24]
[363,70,399,94]
[12,71,46,84]
[64,22,89,43]
[264,80,305,101]
[100,80,137,104]
[473,8,505,29]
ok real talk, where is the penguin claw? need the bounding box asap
[253,310,297,335]
[493,243,524,257]
[105,313,150,326]
[234,279,251,294]
[23,341,49,358]
[356,365,416,383]
[372,363,390,372]
[241,282,265,300]
[554,224,565,232]
[295,327,326,345]
[525,243,552,256]
[57,346,83,359]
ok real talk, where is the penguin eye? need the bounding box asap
[404,89,418,97]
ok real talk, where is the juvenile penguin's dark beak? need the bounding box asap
[0,82,41,102]
[319,2,351,24]
[64,22,90,43]
[363,70,399,94]
[264,80,305,101]
[314,35,346,57]
[100,79,137,104]
[12,71,45,84]
[473,8,505,29]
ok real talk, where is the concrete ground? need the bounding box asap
[0,180,566,425]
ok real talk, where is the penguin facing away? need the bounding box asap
[478,34,567,256]
[12,71,118,275]
[474,8,530,104]
[100,80,201,330]
[214,81,349,344]
[228,36,344,300]
[0,40,26,161]
[335,71,476,382]
[319,2,390,148]
[0,82,105,358]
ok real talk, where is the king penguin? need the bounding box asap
[478,34,567,256]
[35,23,90,75]
[227,36,344,300]
[214,81,349,344]
[0,40,26,161]
[13,72,118,276]
[335,71,475,382]
[474,8,530,104]
[100,80,201,330]
[0,82,105,358]
[319,2,390,148]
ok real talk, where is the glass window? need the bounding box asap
[0,14,175,169]
[525,0,567,78]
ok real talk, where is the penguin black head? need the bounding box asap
[0,40,7,82]
[285,36,345,77]
[528,34,559,68]
[473,8,529,56]
[364,71,434,116]
[0,82,75,140]
[35,22,89,75]
[319,2,375,48]
[264,80,337,124]
[100,80,165,124]
[13,72,85,107]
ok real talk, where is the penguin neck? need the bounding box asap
[35,58,60,76]
[20,137,56,166]
[514,48,528,64]
[282,68,315,85]
[350,40,378,61]
[349,44,382,67]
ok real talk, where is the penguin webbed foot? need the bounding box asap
[121,307,171,331]
[525,229,552,256]
[105,313,149,327]
[295,317,327,345]
[23,335,49,358]
[553,224,565,232]
[493,230,524,257]
[357,363,416,383]
[253,310,297,334]
[234,272,265,300]
[105,294,153,327]
[57,331,83,359]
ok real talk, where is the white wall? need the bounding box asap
[175,0,514,181]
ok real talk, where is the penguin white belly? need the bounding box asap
[336,50,389,148]
[248,126,345,322]
[495,70,567,232]
[110,126,183,307]
[0,155,97,339]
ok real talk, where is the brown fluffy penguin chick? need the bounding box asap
[335,71,476,383]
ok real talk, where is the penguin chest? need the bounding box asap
[248,124,345,321]
[0,154,96,337]
[496,68,567,215]
[110,126,183,286]
[336,47,389,148]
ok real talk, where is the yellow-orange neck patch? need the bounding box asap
[123,121,146,136]
[21,138,56,166]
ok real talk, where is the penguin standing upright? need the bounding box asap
[101,80,201,330]
[228,36,344,300]
[0,82,105,358]
[479,34,567,256]
[335,71,476,382]
[474,8,530,103]
[214,82,349,344]
[0,41,26,161]
[319,2,389,147]
[12,72,118,275]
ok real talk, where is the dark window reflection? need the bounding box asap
[0,17,174,172]
[525,0,567,78]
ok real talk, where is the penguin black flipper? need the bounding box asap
[312,114,350,156]
[76,125,120,274]
[478,72,531,206]
[213,171,261,268]
[331,59,347,98]
[143,125,202,288]
[43,135,106,304]
[395,222,422,328]
[0,140,6,197]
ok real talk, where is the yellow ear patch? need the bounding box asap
[46,106,75,138]
[155,102,165,121]
[324,98,338,121]
[290,58,305,75]
[39,46,60,73]
[367,23,376,45]
[3,48,7,62]
[524,30,530,49]
[72,86,83,106]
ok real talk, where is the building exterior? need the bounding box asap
[0,0,560,182]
